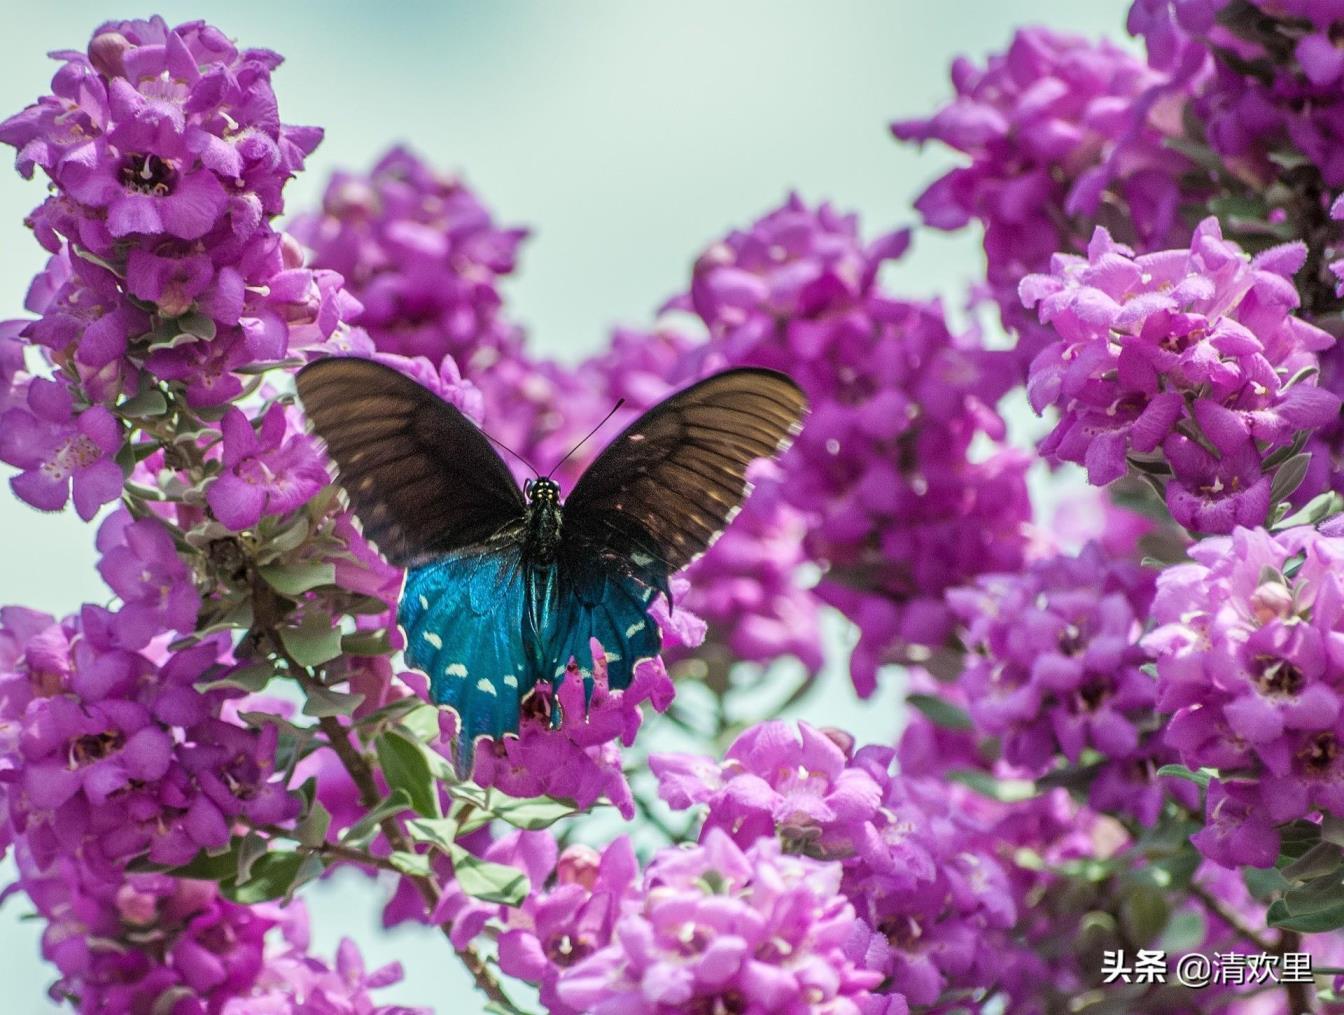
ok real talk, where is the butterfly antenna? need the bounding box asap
[481,429,541,477]
[547,399,625,478]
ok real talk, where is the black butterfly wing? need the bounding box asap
[561,367,807,581]
[295,357,525,567]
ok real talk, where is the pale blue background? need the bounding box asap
[0,3,1125,1010]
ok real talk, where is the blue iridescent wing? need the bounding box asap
[399,549,532,772]
[542,558,663,715]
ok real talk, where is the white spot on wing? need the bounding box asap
[422,632,443,649]
[631,552,653,566]
[419,595,429,610]
[625,620,646,637]
[503,674,518,688]
[476,678,497,696]
[445,663,467,677]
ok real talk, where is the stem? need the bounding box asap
[274,643,523,1013]
[1187,881,1276,953]
[1276,930,1316,1015]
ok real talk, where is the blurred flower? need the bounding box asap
[290,145,527,371]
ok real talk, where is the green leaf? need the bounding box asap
[195,661,274,694]
[265,516,312,557]
[342,788,414,849]
[376,729,440,818]
[1283,872,1344,916]
[222,852,307,904]
[906,693,973,731]
[1276,491,1344,531]
[1159,908,1207,953]
[235,831,269,884]
[406,816,460,853]
[1268,895,1344,933]
[295,801,332,849]
[467,796,579,834]
[176,311,217,340]
[449,845,529,905]
[342,630,393,656]
[117,389,169,418]
[279,612,343,667]
[260,561,336,598]
[401,703,447,743]
[388,850,435,878]
[1322,816,1344,848]
[1155,764,1213,788]
[1269,453,1312,507]
[1278,818,1322,861]
[1282,843,1344,882]
[150,845,240,881]
[1119,883,1169,945]
[1243,864,1291,901]
[946,768,1038,802]
[302,684,365,718]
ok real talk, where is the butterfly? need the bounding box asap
[296,357,807,771]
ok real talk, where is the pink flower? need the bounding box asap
[206,404,328,530]
[0,377,123,519]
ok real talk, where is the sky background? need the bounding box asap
[0,3,1129,1010]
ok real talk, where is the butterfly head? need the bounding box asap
[524,477,560,505]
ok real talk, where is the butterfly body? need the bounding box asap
[522,477,563,566]
[296,358,806,772]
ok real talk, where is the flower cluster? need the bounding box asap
[668,194,1032,695]
[17,840,416,1014]
[466,619,687,820]
[1129,0,1344,188]
[1144,524,1344,866]
[289,146,527,371]
[893,26,1201,369]
[1,604,296,873]
[0,15,353,520]
[1022,218,1339,533]
[947,541,1192,823]
[557,830,880,1014]
[652,720,1018,1007]
[495,836,637,1014]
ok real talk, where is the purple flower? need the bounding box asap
[668,195,1030,695]
[1022,219,1338,533]
[228,914,430,1015]
[0,376,123,518]
[1144,524,1344,863]
[207,403,328,530]
[947,541,1196,822]
[0,17,319,255]
[25,249,149,370]
[469,617,687,819]
[654,721,1018,1008]
[0,606,296,869]
[291,145,526,371]
[496,838,639,1015]
[556,830,881,1013]
[0,17,347,410]
[95,509,200,649]
[894,27,1199,371]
